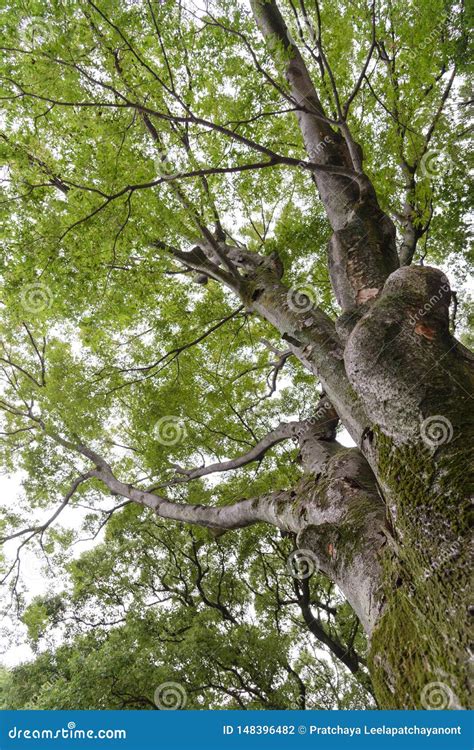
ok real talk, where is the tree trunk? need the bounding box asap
[279,375,472,708]
[343,265,473,709]
[270,263,473,709]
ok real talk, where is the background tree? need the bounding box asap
[1,515,373,710]
[0,0,471,709]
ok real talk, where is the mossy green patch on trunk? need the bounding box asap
[368,429,472,709]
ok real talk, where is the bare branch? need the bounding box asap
[1,473,93,545]
[171,421,302,482]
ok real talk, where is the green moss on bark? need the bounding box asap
[369,429,472,709]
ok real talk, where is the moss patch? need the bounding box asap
[369,429,472,708]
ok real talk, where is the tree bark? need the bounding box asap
[249,0,399,313]
[344,265,473,708]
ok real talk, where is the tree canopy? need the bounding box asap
[0,0,471,710]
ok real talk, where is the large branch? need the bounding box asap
[242,267,367,442]
[250,0,399,312]
[2,71,355,181]
[3,405,388,636]
[27,419,366,540]
[154,235,368,443]
[171,397,338,483]
[90,461,296,532]
[249,0,354,222]
[172,421,301,482]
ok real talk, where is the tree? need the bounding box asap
[0,0,471,710]
[1,513,374,710]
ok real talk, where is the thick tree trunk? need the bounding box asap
[297,444,472,709]
[343,265,473,708]
[367,445,472,710]
[276,263,472,709]
[292,411,472,708]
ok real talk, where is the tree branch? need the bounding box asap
[171,421,301,482]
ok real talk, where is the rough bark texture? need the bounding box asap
[345,266,474,709]
[250,0,399,313]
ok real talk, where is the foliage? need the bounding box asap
[0,0,470,709]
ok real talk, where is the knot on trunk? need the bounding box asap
[344,265,468,442]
